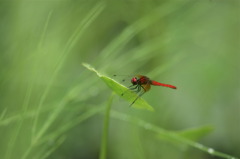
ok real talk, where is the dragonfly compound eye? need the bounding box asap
[131,77,138,85]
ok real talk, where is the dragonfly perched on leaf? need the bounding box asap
[114,75,177,106]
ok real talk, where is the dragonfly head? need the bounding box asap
[131,77,138,85]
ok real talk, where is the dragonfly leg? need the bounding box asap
[133,85,141,93]
[130,90,145,106]
[140,85,147,92]
[128,85,138,90]
[121,85,137,96]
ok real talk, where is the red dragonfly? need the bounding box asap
[121,75,177,106]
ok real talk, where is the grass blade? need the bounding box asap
[111,110,239,159]
[99,93,114,159]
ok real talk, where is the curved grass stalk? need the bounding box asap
[111,110,238,159]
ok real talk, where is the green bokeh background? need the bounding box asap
[0,0,239,159]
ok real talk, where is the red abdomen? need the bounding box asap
[151,80,177,89]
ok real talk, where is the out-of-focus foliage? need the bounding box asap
[0,0,239,159]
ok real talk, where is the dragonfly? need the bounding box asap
[116,75,177,106]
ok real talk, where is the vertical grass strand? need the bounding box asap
[32,2,105,143]
[30,10,54,139]
[99,93,114,159]
[5,10,54,159]
[5,83,33,159]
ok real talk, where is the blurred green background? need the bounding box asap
[0,0,239,159]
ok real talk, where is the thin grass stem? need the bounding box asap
[99,93,114,159]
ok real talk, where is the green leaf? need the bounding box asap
[82,63,154,111]
[177,125,213,141]
[156,125,213,147]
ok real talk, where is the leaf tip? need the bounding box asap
[82,63,102,77]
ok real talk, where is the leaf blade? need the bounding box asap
[82,63,154,111]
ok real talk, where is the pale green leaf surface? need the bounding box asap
[177,125,213,141]
[156,125,214,149]
[82,63,154,111]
